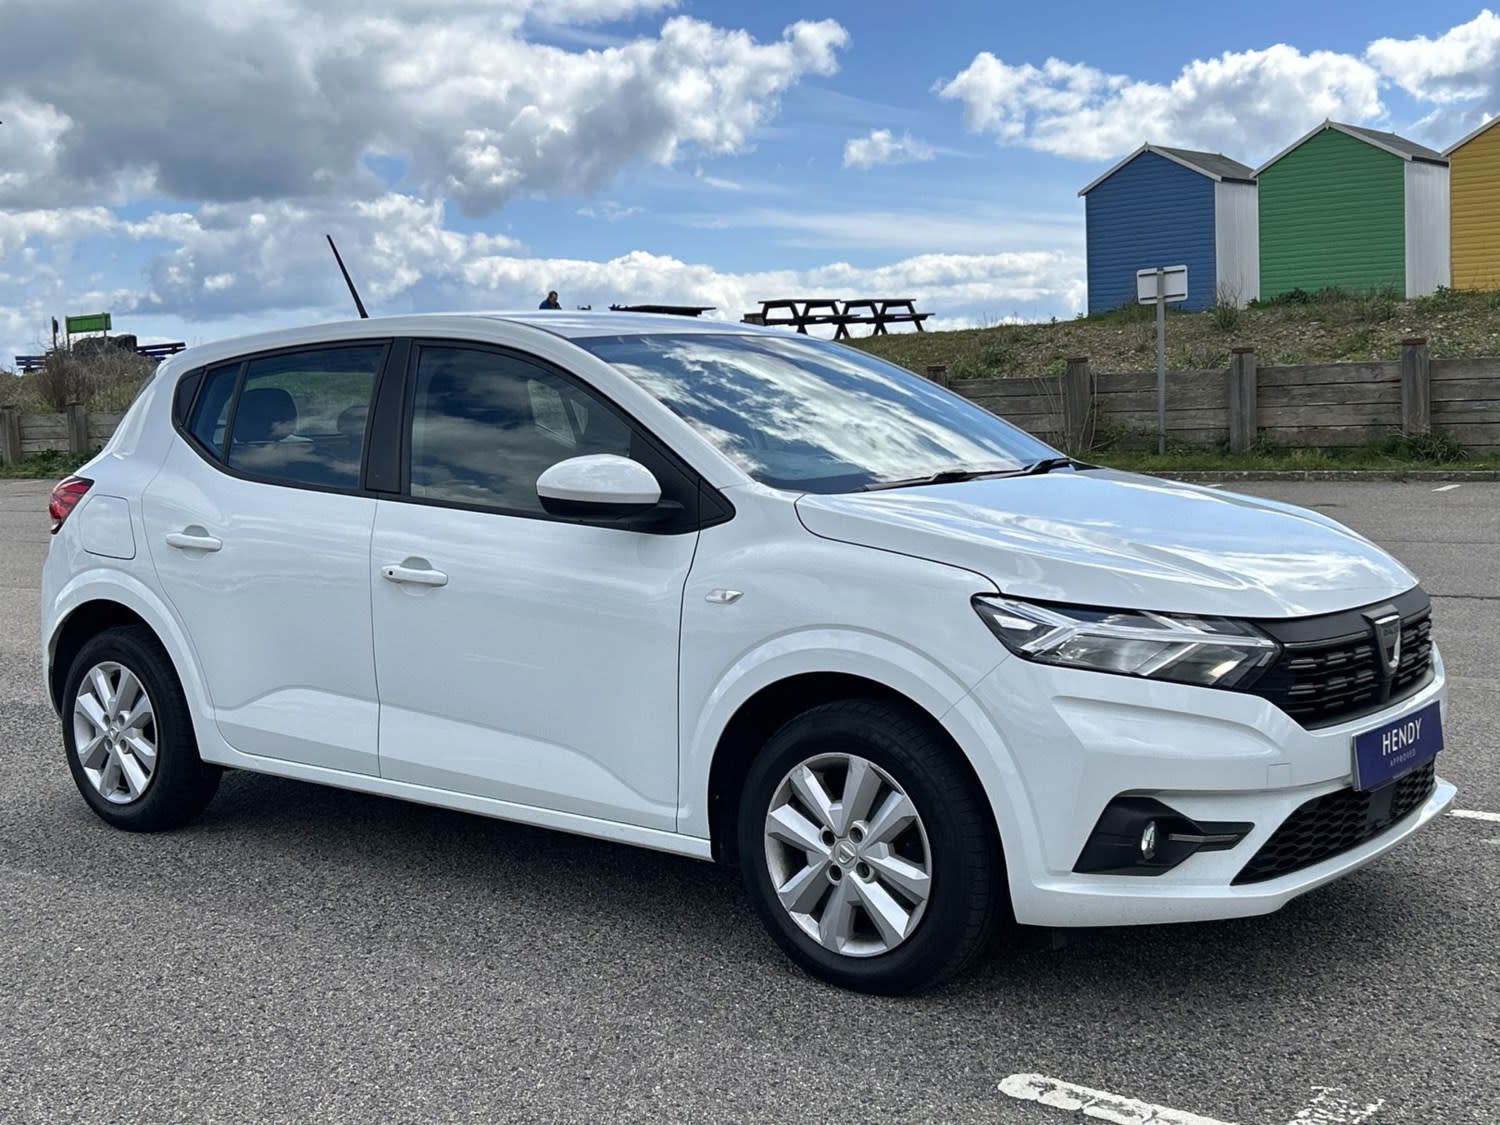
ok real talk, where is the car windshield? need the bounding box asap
[576,332,1060,493]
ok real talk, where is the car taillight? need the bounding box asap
[48,476,92,534]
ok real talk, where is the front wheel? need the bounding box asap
[738,699,1007,994]
[62,625,221,831]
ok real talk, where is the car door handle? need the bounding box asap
[381,563,448,588]
[164,530,222,552]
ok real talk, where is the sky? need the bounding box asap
[5,1,1500,365]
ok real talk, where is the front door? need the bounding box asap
[143,342,388,775]
[370,343,699,830]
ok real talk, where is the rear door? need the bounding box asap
[142,341,392,775]
[369,341,704,830]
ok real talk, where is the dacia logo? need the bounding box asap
[1369,612,1403,675]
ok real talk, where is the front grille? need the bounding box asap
[1247,589,1434,729]
[1232,761,1436,885]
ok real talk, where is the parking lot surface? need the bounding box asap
[1,478,1496,1124]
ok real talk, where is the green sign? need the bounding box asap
[66,312,111,334]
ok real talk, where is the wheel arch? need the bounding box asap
[49,599,153,711]
[705,671,1001,869]
[46,573,213,732]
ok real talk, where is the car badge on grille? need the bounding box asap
[1368,611,1403,675]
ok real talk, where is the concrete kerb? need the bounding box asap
[1147,469,1500,482]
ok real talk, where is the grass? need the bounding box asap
[0,449,95,480]
[1088,434,1500,475]
[852,285,1500,379]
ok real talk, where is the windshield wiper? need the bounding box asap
[857,467,1019,492]
[1018,456,1092,475]
[857,458,1093,491]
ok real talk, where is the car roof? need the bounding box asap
[151,310,779,383]
[482,310,772,339]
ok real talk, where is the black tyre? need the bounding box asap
[61,624,221,831]
[738,699,1006,994]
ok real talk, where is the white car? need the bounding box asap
[41,312,1455,993]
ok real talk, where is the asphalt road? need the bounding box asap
[1,478,1496,1125]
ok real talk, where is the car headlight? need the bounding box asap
[972,595,1280,688]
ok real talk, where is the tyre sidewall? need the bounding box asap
[61,626,213,831]
[738,703,998,993]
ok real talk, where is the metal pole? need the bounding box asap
[1155,268,1167,455]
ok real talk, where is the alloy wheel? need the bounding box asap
[72,661,159,805]
[762,752,932,957]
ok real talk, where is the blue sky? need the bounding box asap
[3,1,1500,363]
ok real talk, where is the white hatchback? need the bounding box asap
[41,312,1456,993]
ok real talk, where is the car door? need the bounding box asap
[142,341,391,776]
[369,341,702,831]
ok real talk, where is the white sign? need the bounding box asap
[1137,265,1188,304]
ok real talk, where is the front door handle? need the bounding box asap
[381,562,448,588]
[164,529,222,552]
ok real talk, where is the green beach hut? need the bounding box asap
[1256,121,1449,300]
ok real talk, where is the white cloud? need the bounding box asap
[842,129,936,169]
[0,190,1083,363]
[1367,9,1500,104]
[0,4,847,212]
[937,45,1383,161]
[0,206,116,258]
[578,201,644,221]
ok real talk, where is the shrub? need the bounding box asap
[28,344,154,412]
[1209,283,1242,332]
[1380,430,1468,463]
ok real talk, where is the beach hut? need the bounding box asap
[1256,121,1449,299]
[1079,144,1258,314]
[1444,116,1500,290]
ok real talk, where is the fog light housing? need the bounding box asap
[1074,797,1252,876]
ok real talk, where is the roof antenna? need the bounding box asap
[326,234,369,319]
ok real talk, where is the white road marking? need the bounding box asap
[1450,808,1500,822]
[1431,483,1462,492]
[1000,1076,1390,1125]
[998,1073,1235,1125]
[1288,1087,1384,1123]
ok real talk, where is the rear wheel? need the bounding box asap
[738,699,1006,994]
[62,625,220,831]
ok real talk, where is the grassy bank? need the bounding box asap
[853,285,1500,379]
[0,450,93,480]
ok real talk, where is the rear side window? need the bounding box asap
[223,345,385,490]
[186,362,240,454]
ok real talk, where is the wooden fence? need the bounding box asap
[2,339,1498,463]
[931,339,1500,454]
[0,404,125,463]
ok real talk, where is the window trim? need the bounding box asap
[390,337,732,535]
[171,338,396,499]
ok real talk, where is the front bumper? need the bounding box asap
[961,645,1454,928]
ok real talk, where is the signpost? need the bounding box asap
[65,312,111,336]
[1136,266,1187,454]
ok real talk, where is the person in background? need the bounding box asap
[539,290,561,309]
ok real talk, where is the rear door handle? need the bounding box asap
[381,563,448,588]
[164,529,222,552]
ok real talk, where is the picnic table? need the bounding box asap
[13,340,186,372]
[838,298,930,336]
[753,298,930,338]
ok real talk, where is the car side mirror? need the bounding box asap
[536,454,663,521]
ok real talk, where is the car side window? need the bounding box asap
[186,362,240,454]
[409,346,634,514]
[224,345,385,489]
